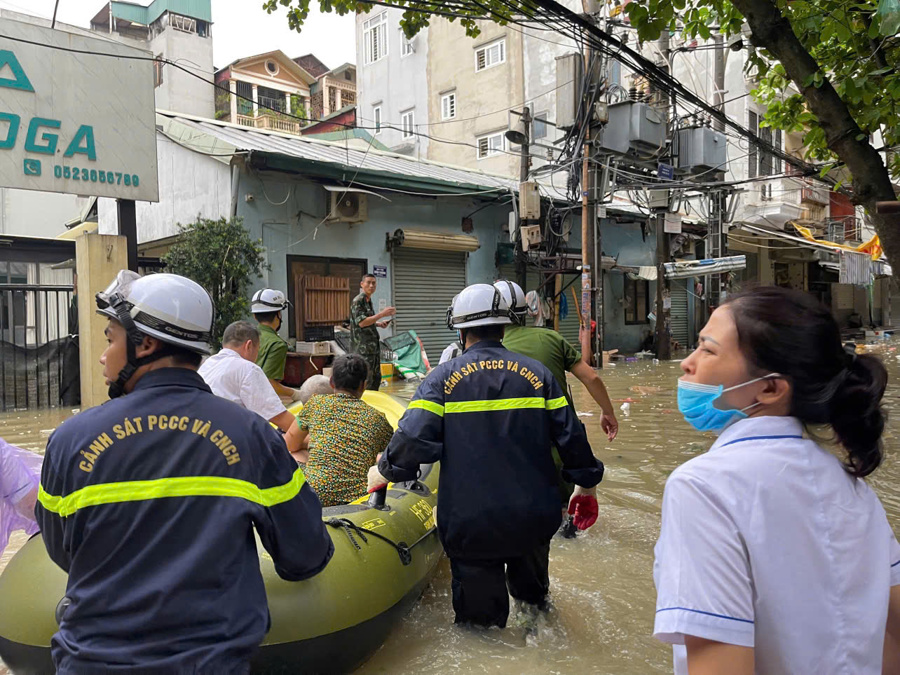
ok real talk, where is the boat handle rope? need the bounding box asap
[325,517,413,566]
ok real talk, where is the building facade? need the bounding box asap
[310,63,357,120]
[355,7,430,157]
[215,50,316,135]
[89,0,215,119]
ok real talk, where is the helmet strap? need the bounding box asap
[107,343,181,399]
[107,298,179,399]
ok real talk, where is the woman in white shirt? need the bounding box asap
[654,286,900,675]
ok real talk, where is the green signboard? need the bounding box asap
[0,19,158,201]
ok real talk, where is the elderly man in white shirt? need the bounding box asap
[199,320,307,460]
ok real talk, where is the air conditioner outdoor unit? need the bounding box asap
[326,191,368,224]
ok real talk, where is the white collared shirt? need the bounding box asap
[654,416,900,675]
[198,348,287,423]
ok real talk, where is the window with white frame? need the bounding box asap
[170,13,197,33]
[400,34,414,57]
[477,131,506,159]
[373,106,382,135]
[441,92,457,120]
[364,12,388,64]
[749,109,783,200]
[401,109,415,139]
[475,39,506,72]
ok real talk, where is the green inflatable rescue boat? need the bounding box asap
[0,391,442,674]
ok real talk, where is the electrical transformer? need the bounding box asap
[675,126,727,176]
[597,101,666,158]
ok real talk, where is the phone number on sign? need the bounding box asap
[53,166,140,187]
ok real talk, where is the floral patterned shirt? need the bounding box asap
[299,393,395,507]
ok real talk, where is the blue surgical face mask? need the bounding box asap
[677,374,779,432]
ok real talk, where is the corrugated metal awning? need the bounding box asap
[390,229,480,252]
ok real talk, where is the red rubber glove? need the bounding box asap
[567,493,599,531]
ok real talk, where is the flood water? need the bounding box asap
[3,346,900,674]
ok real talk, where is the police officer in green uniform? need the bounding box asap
[350,273,395,391]
[495,280,618,513]
[251,288,302,402]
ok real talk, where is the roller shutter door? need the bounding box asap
[393,248,467,364]
[669,279,689,348]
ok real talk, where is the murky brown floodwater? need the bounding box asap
[3,345,900,674]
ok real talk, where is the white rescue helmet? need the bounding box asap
[251,288,290,314]
[493,279,527,323]
[96,271,215,355]
[447,283,513,329]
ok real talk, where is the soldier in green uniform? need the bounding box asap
[350,274,395,390]
[251,288,302,402]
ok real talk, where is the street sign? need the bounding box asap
[658,163,675,180]
[373,265,387,278]
[0,19,158,201]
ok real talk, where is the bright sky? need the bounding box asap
[1,0,357,71]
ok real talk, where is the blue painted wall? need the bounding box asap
[234,169,658,353]
[235,170,508,341]
[563,215,656,353]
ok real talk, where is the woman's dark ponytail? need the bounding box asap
[726,287,888,479]
[828,353,887,478]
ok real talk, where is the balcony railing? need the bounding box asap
[233,114,302,136]
[828,216,861,243]
[799,179,829,205]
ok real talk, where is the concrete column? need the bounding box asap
[76,233,128,409]
[285,91,292,113]
[229,79,237,122]
[252,84,258,116]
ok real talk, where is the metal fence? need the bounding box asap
[0,284,76,411]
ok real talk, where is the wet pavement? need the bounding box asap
[3,346,900,674]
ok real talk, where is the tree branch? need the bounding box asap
[733,0,899,262]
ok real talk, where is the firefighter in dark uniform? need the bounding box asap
[350,273,395,390]
[36,271,333,675]
[367,283,604,628]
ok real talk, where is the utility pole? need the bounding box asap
[515,106,532,290]
[713,35,726,133]
[579,3,597,365]
[117,199,138,272]
[706,34,728,314]
[654,31,672,360]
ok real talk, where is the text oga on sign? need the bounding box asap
[0,114,96,160]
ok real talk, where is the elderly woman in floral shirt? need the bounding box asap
[296,354,395,506]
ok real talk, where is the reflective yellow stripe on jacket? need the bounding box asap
[408,399,445,417]
[409,396,568,416]
[38,467,307,518]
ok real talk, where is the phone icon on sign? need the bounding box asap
[23,159,40,176]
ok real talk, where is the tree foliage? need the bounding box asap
[261,0,518,37]
[625,0,900,175]
[163,216,267,350]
